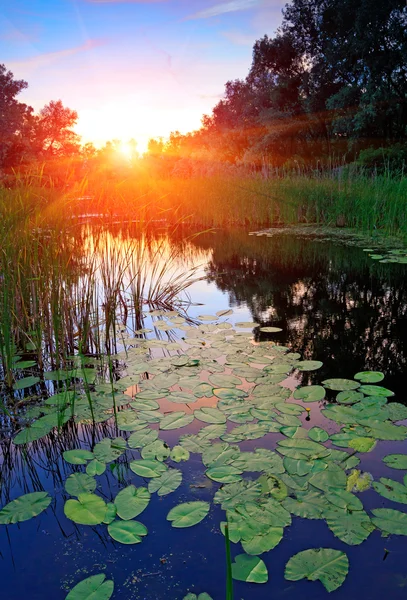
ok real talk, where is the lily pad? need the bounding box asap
[65,474,97,497]
[148,469,182,496]
[231,554,268,583]
[383,454,407,470]
[114,486,150,520]
[285,548,349,592]
[194,407,227,424]
[354,371,384,383]
[373,478,407,504]
[0,492,51,524]
[64,493,107,525]
[160,412,194,430]
[308,427,329,443]
[295,360,323,372]
[108,520,148,544]
[130,459,167,478]
[322,379,360,391]
[371,508,407,535]
[293,386,325,402]
[63,449,94,465]
[358,385,394,397]
[167,501,210,528]
[66,573,114,600]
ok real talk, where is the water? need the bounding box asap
[1,227,407,599]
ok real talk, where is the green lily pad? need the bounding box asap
[65,573,114,600]
[160,412,194,430]
[308,427,329,443]
[170,445,190,463]
[65,474,97,497]
[108,520,148,544]
[285,548,349,592]
[167,501,210,528]
[130,459,167,478]
[371,508,407,535]
[242,528,284,555]
[325,510,374,545]
[182,594,213,600]
[354,371,384,383]
[383,454,407,469]
[128,429,158,448]
[277,439,330,460]
[283,491,329,520]
[336,391,364,404]
[322,379,360,391]
[148,469,182,496]
[114,486,150,520]
[206,465,242,483]
[0,492,51,524]
[231,554,268,583]
[141,439,171,461]
[295,360,323,372]
[214,480,262,510]
[349,437,377,452]
[63,449,94,465]
[293,386,325,402]
[194,407,227,424]
[358,385,394,397]
[86,459,106,477]
[64,493,107,525]
[259,326,282,333]
[373,478,407,504]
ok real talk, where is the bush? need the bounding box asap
[357,144,407,173]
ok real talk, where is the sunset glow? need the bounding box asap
[1,0,285,148]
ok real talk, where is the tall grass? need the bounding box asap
[0,182,204,403]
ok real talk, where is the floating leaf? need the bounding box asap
[86,459,106,477]
[114,486,150,520]
[349,437,376,452]
[259,326,282,333]
[148,469,182,496]
[206,465,242,483]
[130,459,167,478]
[194,407,227,424]
[231,554,268,583]
[308,427,329,443]
[64,493,107,525]
[354,371,384,383]
[167,501,210,528]
[160,412,194,430]
[373,478,407,504]
[0,492,51,524]
[141,439,170,461]
[285,548,349,592]
[336,391,364,404]
[170,445,190,463]
[65,474,96,497]
[277,439,331,460]
[295,360,323,372]
[293,385,325,402]
[128,429,158,449]
[322,379,360,391]
[358,385,394,397]
[242,528,284,555]
[383,454,407,470]
[326,511,374,545]
[108,520,148,544]
[93,438,126,463]
[371,508,407,536]
[183,594,213,600]
[214,480,262,509]
[283,491,329,520]
[65,573,114,600]
[63,449,94,465]
[346,470,372,492]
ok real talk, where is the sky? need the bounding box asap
[1,0,286,152]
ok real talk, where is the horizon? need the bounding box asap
[1,0,285,153]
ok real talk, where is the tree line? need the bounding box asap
[1,0,406,178]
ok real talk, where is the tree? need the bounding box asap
[0,64,33,169]
[35,100,80,158]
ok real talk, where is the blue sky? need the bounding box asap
[1,0,286,151]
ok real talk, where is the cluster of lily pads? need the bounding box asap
[363,248,407,264]
[2,308,407,599]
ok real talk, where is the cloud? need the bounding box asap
[222,30,256,45]
[8,39,104,74]
[186,0,260,20]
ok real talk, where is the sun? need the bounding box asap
[118,141,133,159]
